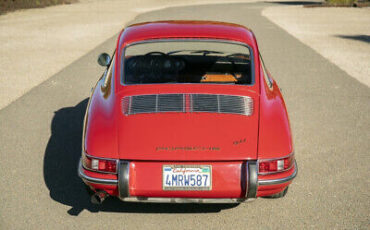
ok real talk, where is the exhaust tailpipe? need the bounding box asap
[91,191,108,204]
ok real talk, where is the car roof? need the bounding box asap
[119,20,257,46]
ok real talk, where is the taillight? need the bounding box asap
[258,154,294,174]
[82,153,117,173]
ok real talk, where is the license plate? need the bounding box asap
[162,165,212,190]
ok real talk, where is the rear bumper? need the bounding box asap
[78,159,297,203]
[119,197,252,203]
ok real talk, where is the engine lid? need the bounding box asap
[117,93,259,161]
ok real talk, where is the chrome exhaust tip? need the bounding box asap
[91,191,108,204]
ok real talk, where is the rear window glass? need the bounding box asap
[122,40,253,85]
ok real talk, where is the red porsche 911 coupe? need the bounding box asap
[78,20,297,204]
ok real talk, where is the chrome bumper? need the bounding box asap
[119,197,255,203]
[78,159,297,202]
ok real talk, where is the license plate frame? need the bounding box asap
[162,165,212,191]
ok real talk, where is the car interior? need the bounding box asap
[123,50,253,85]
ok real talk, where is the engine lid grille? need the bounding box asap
[122,94,253,116]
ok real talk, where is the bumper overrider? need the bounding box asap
[78,159,298,203]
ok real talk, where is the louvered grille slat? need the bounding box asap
[122,94,253,116]
[130,95,157,114]
[158,94,184,112]
[219,95,246,114]
[192,94,219,112]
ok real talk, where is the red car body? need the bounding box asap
[78,21,297,203]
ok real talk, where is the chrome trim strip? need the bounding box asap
[84,152,119,162]
[78,159,118,185]
[258,160,298,186]
[119,197,256,203]
[258,151,295,162]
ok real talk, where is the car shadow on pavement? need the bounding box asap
[43,99,238,216]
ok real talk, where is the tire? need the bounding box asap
[263,186,289,199]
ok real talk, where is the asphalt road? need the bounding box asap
[0,2,369,229]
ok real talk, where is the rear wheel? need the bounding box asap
[263,186,289,198]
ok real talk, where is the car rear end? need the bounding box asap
[79,25,297,204]
[79,89,296,203]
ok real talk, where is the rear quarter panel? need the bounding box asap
[84,68,119,159]
[258,66,293,159]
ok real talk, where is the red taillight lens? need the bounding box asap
[98,159,117,173]
[259,154,294,174]
[82,154,117,173]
